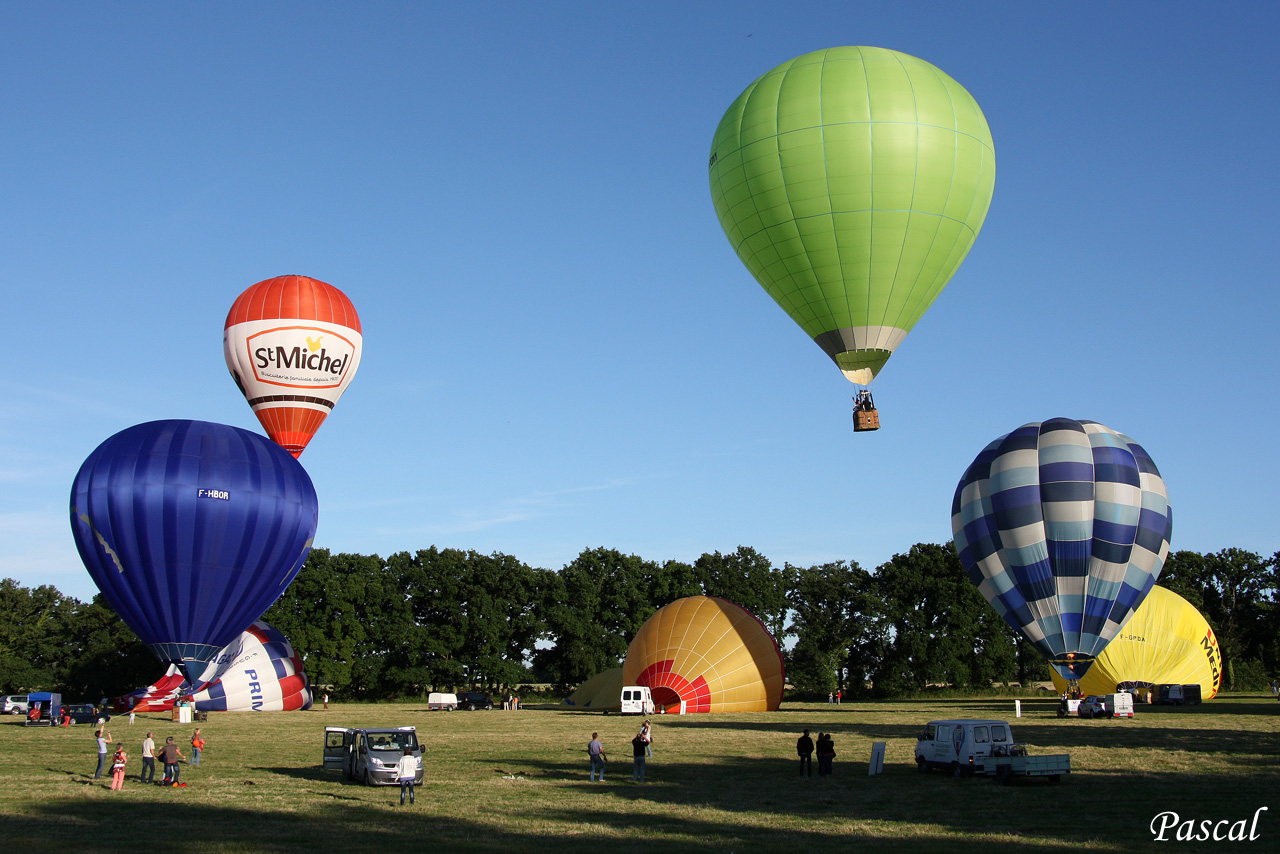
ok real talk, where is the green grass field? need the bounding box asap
[1,695,1276,853]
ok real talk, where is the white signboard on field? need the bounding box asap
[868,741,886,776]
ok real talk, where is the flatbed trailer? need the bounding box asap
[981,749,1070,784]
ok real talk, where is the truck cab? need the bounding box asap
[915,719,1014,776]
[323,726,423,786]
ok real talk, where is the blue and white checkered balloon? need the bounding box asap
[952,418,1173,681]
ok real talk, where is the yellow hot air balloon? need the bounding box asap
[622,596,784,713]
[1049,586,1222,700]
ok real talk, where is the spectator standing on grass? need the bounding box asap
[140,732,156,783]
[631,733,647,782]
[796,729,814,777]
[587,732,607,782]
[191,728,205,765]
[817,733,836,776]
[94,729,112,778]
[109,745,128,791]
[396,747,416,805]
[160,736,185,785]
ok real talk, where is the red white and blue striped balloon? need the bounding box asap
[191,621,313,711]
[110,621,312,713]
[951,418,1173,680]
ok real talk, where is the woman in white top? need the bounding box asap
[396,747,417,806]
[94,729,113,779]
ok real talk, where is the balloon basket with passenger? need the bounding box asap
[852,390,880,432]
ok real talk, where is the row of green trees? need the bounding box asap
[2,545,1275,700]
[0,578,156,699]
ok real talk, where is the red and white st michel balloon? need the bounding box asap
[224,275,363,457]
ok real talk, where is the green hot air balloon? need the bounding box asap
[709,47,995,428]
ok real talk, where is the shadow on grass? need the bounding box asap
[250,765,339,783]
[0,782,1192,854]
[10,750,1279,852]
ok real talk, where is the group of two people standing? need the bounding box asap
[93,728,133,791]
[796,728,837,776]
[587,719,653,783]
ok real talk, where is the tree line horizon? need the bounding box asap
[2,543,1275,701]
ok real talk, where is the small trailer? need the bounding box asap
[24,692,61,726]
[980,746,1071,784]
[427,692,457,711]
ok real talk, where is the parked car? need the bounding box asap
[1,695,29,715]
[322,726,423,786]
[457,692,494,711]
[66,704,99,724]
[1079,693,1135,718]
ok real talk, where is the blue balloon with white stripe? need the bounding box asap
[70,420,318,685]
[951,418,1172,680]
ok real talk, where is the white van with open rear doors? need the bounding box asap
[619,686,654,715]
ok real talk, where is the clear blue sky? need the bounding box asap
[3,2,1277,603]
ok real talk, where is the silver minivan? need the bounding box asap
[323,726,423,786]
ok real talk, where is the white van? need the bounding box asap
[427,692,457,711]
[915,719,1015,776]
[619,686,655,715]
